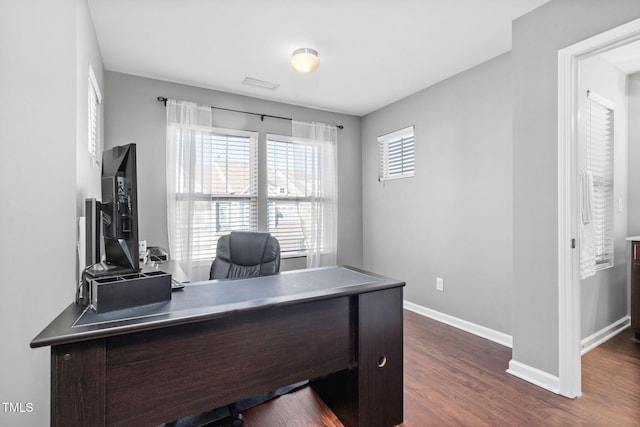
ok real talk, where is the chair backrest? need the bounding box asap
[209,231,280,280]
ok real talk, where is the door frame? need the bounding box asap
[557,17,640,398]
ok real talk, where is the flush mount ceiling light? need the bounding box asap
[291,48,320,73]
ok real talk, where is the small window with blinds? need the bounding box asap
[174,129,258,260]
[378,126,415,181]
[586,91,614,268]
[266,135,321,255]
[88,65,102,166]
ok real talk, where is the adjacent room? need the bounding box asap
[2,1,640,426]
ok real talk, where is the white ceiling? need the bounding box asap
[88,0,550,116]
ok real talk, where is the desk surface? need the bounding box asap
[31,265,403,348]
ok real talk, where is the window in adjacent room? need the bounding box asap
[172,128,258,261]
[88,64,102,166]
[586,91,614,268]
[266,135,321,255]
[378,126,415,181]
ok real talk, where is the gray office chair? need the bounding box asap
[209,231,280,280]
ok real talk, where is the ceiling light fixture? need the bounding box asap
[291,48,320,73]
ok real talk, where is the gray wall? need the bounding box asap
[103,72,363,274]
[512,0,640,376]
[0,1,101,426]
[629,72,640,235]
[578,56,629,341]
[362,52,513,335]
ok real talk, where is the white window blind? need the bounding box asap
[266,136,320,255]
[586,91,614,267]
[174,129,258,261]
[88,65,101,165]
[378,126,414,181]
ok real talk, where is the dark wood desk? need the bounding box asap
[31,266,404,427]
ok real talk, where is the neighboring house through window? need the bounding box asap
[172,128,258,261]
[266,135,321,255]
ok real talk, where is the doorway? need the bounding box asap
[558,18,640,398]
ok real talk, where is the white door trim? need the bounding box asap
[557,17,640,399]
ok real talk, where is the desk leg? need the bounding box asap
[51,339,106,427]
[358,287,403,427]
[313,288,403,427]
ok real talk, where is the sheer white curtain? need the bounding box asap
[166,99,213,280]
[292,121,338,268]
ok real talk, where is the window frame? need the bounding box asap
[378,125,415,182]
[170,123,334,263]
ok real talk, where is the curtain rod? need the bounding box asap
[157,96,344,130]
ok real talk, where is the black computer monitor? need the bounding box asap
[100,143,139,273]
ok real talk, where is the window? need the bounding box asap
[173,128,258,261]
[586,91,614,267]
[266,135,320,255]
[167,100,337,274]
[378,126,415,181]
[88,65,102,165]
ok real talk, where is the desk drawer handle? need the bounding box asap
[377,356,387,368]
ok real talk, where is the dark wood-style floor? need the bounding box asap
[212,310,640,426]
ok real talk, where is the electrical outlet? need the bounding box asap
[436,277,444,292]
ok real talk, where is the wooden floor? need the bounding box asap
[214,310,640,426]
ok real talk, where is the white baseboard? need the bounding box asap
[580,316,630,355]
[403,300,513,348]
[402,300,565,395]
[507,360,560,394]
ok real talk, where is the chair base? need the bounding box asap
[160,382,308,427]
[228,403,243,427]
